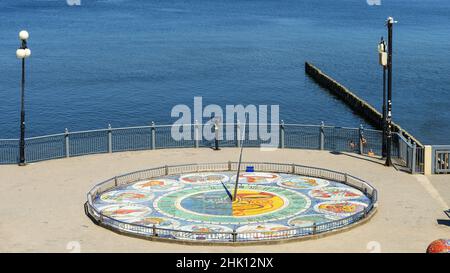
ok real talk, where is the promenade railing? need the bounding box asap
[0,122,422,173]
[85,162,378,243]
[391,132,424,174]
[432,145,450,174]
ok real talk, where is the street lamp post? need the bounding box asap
[385,17,396,167]
[378,37,387,158]
[16,30,31,166]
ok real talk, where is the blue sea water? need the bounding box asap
[0,0,449,144]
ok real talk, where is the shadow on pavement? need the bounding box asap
[329,151,386,167]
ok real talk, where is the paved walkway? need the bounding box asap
[0,148,448,252]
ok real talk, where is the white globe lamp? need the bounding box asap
[24,48,31,58]
[19,30,29,41]
[16,49,26,59]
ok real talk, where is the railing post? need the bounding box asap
[344,173,348,184]
[108,124,112,153]
[424,145,433,175]
[407,137,412,168]
[228,161,231,171]
[213,120,220,151]
[236,120,241,148]
[280,120,285,149]
[359,124,364,155]
[291,163,295,174]
[151,121,156,150]
[312,222,317,235]
[194,120,199,148]
[64,128,70,158]
[320,121,325,150]
[232,229,237,243]
[114,176,118,187]
[411,142,417,174]
[165,165,169,175]
[152,224,157,237]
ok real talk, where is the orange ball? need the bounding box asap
[426,239,450,253]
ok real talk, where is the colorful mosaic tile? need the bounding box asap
[100,190,154,203]
[132,179,183,192]
[277,176,329,189]
[308,187,363,200]
[230,172,281,184]
[100,204,152,221]
[179,173,229,184]
[92,171,372,240]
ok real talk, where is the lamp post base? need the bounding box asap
[385,158,393,167]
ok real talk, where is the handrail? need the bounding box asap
[394,132,415,148]
[0,123,381,141]
[25,133,66,140]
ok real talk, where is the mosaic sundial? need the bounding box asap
[91,171,371,240]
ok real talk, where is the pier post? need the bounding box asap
[320,121,325,150]
[64,128,70,158]
[194,120,199,148]
[151,121,156,150]
[107,124,112,153]
[280,120,285,149]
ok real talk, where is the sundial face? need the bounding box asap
[154,184,310,224]
[93,171,372,241]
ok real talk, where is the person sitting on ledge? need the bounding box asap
[361,137,368,146]
[349,140,356,151]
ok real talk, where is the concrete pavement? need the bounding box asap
[0,148,448,252]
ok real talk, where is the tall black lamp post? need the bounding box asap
[16,30,31,166]
[378,37,387,157]
[385,17,396,167]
